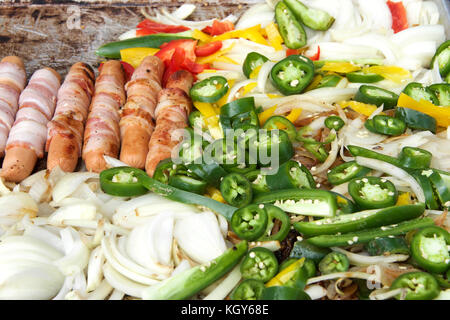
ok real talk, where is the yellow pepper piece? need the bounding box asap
[267,93,282,99]
[212,25,269,46]
[266,258,305,287]
[321,62,361,74]
[120,47,160,68]
[194,101,217,118]
[258,105,277,125]
[201,69,218,74]
[214,55,239,65]
[365,66,411,84]
[397,93,450,127]
[249,65,262,79]
[339,100,380,117]
[240,82,258,97]
[216,80,235,108]
[206,186,226,203]
[286,108,302,123]
[196,43,235,65]
[396,192,411,206]
[265,22,283,51]
[192,29,212,43]
[304,74,323,92]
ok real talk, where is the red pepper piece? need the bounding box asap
[202,20,234,36]
[387,0,409,33]
[195,41,223,57]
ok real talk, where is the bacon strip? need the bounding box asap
[82,60,126,173]
[46,62,95,171]
[145,70,193,176]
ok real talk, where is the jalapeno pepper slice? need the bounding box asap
[355,85,399,110]
[304,143,328,163]
[231,204,268,241]
[332,191,357,214]
[259,204,291,242]
[398,147,432,169]
[99,167,148,197]
[318,252,350,274]
[240,247,279,283]
[402,82,439,105]
[428,83,450,106]
[263,115,297,141]
[244,170,270,194]
[346,70,384,83]
[390,271,440,300]
[260,286,311,300]
[411,226,450,274]
[168,175,207,195]
[153,159,187,184]
[270,55,315,95]
[429,170,450,208]
[230,279,265,300]
[266,160,315,190]
[266,258,310,290]
[394,107,437,133]
[365,236,410,256]
[275,1,307,49]
[289,240,330,264]
[256,129,294,167]
[186,161,227,188]
[365,115,406,136]
[243,52,269,79]
[220,97,259,131]
[324,115,345,131]
[189,76,229,103]
[411,170,440,210]
[284,0,335,31]
[327,161,371,186]
[348,176,398,210]
[434,269,450,289]
[296,126,336,145]
[220,173,253,208]
[431,40,450,78]
[188,110,206,130]
[316,74,343,88]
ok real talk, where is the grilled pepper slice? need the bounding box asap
[231,204,268,240]
[411,226,450,274]
[324,115,345,131]
[99,167,149,197]
[220,173,253,208]
[394,107,437,133]
[142,240,248,300]
[348,176,398,210]
[318,252,350,274]
[263,115,297,141]
[355,85,399,110]
[390,271,440,300]
[241,247,279,283]
[270,55,315,95]
[428,83,450,106]
[398,147,432,170]
[307,217,435,247]
[431,40,450,78]
[365,115,406,136]
[274,1,307,49]
[294,203,425,237]
[327,161,371,186]
[243,52,269,78]
[220,97,259,131]
[253,189,337,217]
[289,240,330,264]
[346,70,384,83]
[266,160,315,190]
[168,175,207,195]
[365,236,410,256]
[284,0,334,30]
[402,82,439,105]
[230,279,265,300]
[259,204,291,242]
[190,76,229,103]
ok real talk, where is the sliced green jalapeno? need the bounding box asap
[260,286,311,300]
[348,176,398,210]
[231,204,268,240]
[402,82,439,105]
[398,147,432,169]
[411,226,450,274]
[99,167,149,197]
[431,40,450,78]
[259,204,291,242]
[220,97,259,131]
[289,240,330,264]
[429,170,450,208]
[318,252,349,274]
[168,175,207,195]
[296,125,336,145]
[327,161,371,186]
[428,83,450,106]
[220,173,253,208]
[324,115,345,131]
[365,115,406,136]
[188,110,206,130]
[263,115,297,141]
[270,55,315,95]
[241,247,279,283]
[347,145,402,167]
[266,160,315,190]
[230,279,265,300]
[433,270,450,289]
[391,272,440,300]
[332,191,358,214]
[411,170,440,210]
[394,107,437,133]
[284,0,334,31]
[346,70,384,83]
[365,236,410,256]
[190,76,229,103]
[304,143,329,163]
[186,161,227,188]
[355,85,399,110]
[316,74,342,88]
[274,1,307,49]
[153,159,187,184]
[245,170,270,195]
[243,52,269,78]
[256,129,294,167]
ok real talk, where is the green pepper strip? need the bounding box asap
[304,143,328,163]
[346,70,384,83]
[275,2,307,49]
[142,240,247,300]
[294,203,425,237]
[230,279,265,300]
[99,167,149,197]
[220,97,259,131]
[327,161,370,186]
[394,107,437,133]
[296,126,336,145]
[259,205,291,242]
[324,116,345,131]
[188,110,206,130]
[241,247,279,283]
[220,173,253,208]
[186,161,227,188]
[243,52,269,78]
[348,176,398,210]
[270,55,315,95]
[317,74,342,88]
[190,76,229,103]
[355,85,399,110]
[231,204,268,240]
[411,226,450,274]
[398,147,432,170]
[307,217,435,247]
[411,170,440,210]
[263,115,297,141]
[367,115,406,136]
[289,240,330,264]
[266,160,315,190]
[318,252,350,275]
[433,269,450,289]
[429,170,450,208]
[256,129,294,167]
[390,271,440,300]
[347,145,402,167]
[168,175,207,195]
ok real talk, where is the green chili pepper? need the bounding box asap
[263,115,297,141]
[231,204,268,240]
[186,161,228,188]
[410,226,450,274]
[142,240,248,300]
[348,176,398,210]
[279,258,298,272]
[99,167,149,197]
[256,129,294,167]
[347,145,402,167]
[307,217,435,247]
[365,115,406,136]
[188,110,206,130]
[259,204,291,242]
[243,52,269,78]
[260,286,311,300]
[220,173,253,208]
[241,247,279,283]
[394,107,437,133]
[402,82,439,105]
[230,279,265,300]
[430,40,450,78]
[433,270,450,289]
[304,143,329,163]
[284,0,335,30]
[332,191,358,214]
[296,125,336,145]
[253,189,338,217]
[318,252,350,274]
[346,70,384,83]
[245,170,270,195]
[324,116,345,131]
[274,1,307,49]
[289,240,330,264]
[398,147,432,170]
[428,83,450,106]
[327,161,371,186]
[429,170,450,208]
[168,175,207,195]
[153,159,188,184]
[294,203,425,237]
[364,236,410,256]
[270,55,315,95]
[190,76,229,103]
[390,271,440,300]
[266,160,315,190]
[316,74,342,88]
[220,97,259,131]
[411,170,440,210]
[355,85,399,110]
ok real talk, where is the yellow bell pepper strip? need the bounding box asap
[120,47,160,68]
[365,66,412,84]
[258,105,278,125]
[212,25,269,46]
[196,43,236,65]
[266,258,305,287]
[215,80,235,108]
[321,62,361,74]
[192,29,212,43]
[396,192,411,206]
[265,22,284,51]
[304,74,323,91]
[240,82,258,97]
[193,101,223,139]
[206,186,226,203]
[397,93,450,127]
[249,65,262,79]
[339,100,381,117]
[267,93,282,99]
[286,108,302,123]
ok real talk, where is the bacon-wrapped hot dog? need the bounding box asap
[82,60,126,173]
[145,70,193,176]
[0,56,26,157]
[46,62,95,172]
[119,56,164,168]
[1,67,61,182]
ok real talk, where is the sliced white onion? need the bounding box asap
[236,3,274,30]
[48,203,97,226]
[108,289,125,300]
[307,271,378,285]
[102,262,146,299]
[332,247,409,267]
[87,279,113,300]
[203,264,242,300]
[86,246,104,292]
[305,285,327,300]
[314,132,339,174]
[103,155,129,168]
[227,79,257,103]
[257,61,275,94]
[54,228,90,276]
[52,172,98,203]
[172,3,196,20]
[0,192,38,219]
[303,87,358,104]
[392,25,445,47]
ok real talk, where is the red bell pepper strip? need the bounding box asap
[195,41,223,57]
[286,48,300,57]
[308,46,320,61]
[136,19,190,36]
[387,1,408,33]
[202,20,234,36]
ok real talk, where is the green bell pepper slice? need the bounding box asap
[327,161,371,186]
[266,160,315,190]
[99,166,149,197]
[348,176,398,210]
[241,247,279,283]
[318,252,350,274]
[355,85,399,110]
[274,1,307,49]
[270,55,315,95]
[394,107,437,133]
[402,82,439,105]
[230,279,265,300]
[390,271,440,300]
[220,173,253,208]
[243,52,269,78]
[190,76,229,103]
